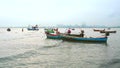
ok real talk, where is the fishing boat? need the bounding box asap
[27,28,39,30]
[45,28,62,39]
[61,35,107,42]
[93,29,105,32]
[27,25,39,31]
[100,30,116,33]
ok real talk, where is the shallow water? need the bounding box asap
[0,28,120,68]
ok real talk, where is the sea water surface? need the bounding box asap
[0,28,120,68]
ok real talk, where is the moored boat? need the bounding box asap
[27,25,39,31]
[93,29,105,32]
[27,28,39,30]
[100,31,116,33]
[61,35,107,42]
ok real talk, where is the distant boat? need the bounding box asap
[27,25,39,31]
[27,28,39,30]
[93,29,116,33]
[100,30,116,33]
[61,35,107,42]
[93,29,105,32]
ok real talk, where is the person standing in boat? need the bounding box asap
[67,28,71,35]
[55,28,60,35]
[80,30,84,37]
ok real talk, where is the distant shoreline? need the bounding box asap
[0,27,120,28]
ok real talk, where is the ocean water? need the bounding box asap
[0,28,120,68]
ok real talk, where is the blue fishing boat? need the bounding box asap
[27,28,39,30]
[27,25,39,31]
[61,35,107,42]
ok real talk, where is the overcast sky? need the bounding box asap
[0,0,120,27]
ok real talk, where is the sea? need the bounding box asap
[0,28,120,68]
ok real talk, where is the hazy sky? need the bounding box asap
[0,0,120,27]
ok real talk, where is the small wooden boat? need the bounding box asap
[93,29,105,32]
[61,35,107,42]
[100,31,116,33]
[27,28,39,31]
[46,34,62,39]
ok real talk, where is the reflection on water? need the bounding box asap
[0,28,120,68]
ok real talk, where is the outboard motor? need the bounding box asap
[105,32,110,36]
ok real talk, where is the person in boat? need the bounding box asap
[55,28,60,35]
[35,25,38,28]
[49,28,60,35]
[55,28,58,31]
[67,28,71,35]
[80,30,84,37]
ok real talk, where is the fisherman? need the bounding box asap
[67,28,71,35]
[35,25,38,28]
[80,30,84,37]
[55,28,60,35]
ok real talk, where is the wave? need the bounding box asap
[0,40,63,63]
[99,59,120,68]
[0,49,38,63]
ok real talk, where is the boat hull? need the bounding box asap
[61,35,107,42]
[46,34,62,39]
